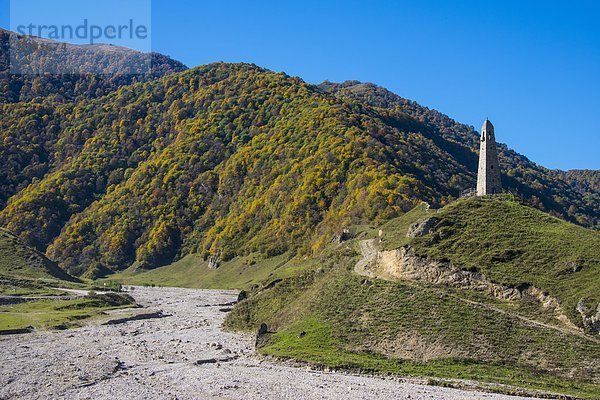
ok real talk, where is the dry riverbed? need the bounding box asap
[0,287,537,399]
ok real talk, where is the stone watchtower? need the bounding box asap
[476,119,502,196]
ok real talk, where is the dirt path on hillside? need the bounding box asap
[354,238,377,278]
[0,287,538,400]
[457,295,599,343]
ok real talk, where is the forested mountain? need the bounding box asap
[0,28,186,103]
[319,81,599,227]
[559,170,600,197]
[2,63,456,276]
[0,28,186,208]
[0,33,597,277]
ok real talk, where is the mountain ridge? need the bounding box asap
[0,62,597,277]
[0,32,597,277]
[0,28,187,103]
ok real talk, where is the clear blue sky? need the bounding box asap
[1,0,598,170]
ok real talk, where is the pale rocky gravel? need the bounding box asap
[0,286,537,399]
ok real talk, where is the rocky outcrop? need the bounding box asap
[376,246,492,290]
[576,300,600,334]
[406,217,439,238]
[207,252,221,269]
[375,245,563,312]
[331,228,351,244]
[255,323,270,348]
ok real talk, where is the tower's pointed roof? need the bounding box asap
[482,118,494,131]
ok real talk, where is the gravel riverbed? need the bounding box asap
[0,286,536,399]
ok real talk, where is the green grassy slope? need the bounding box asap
[404,196,600,327]
[0,228,77,289]
[106,252,293,290]
[0,228,135,331]
[220,198,599,399]
[0,292,135,331]
[250,276,599,398]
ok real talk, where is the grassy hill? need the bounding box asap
[0,228,78,293]
[106,252,292,290]
[403,196,599,327]
[212,197,599,399]
[0,228,137,331]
